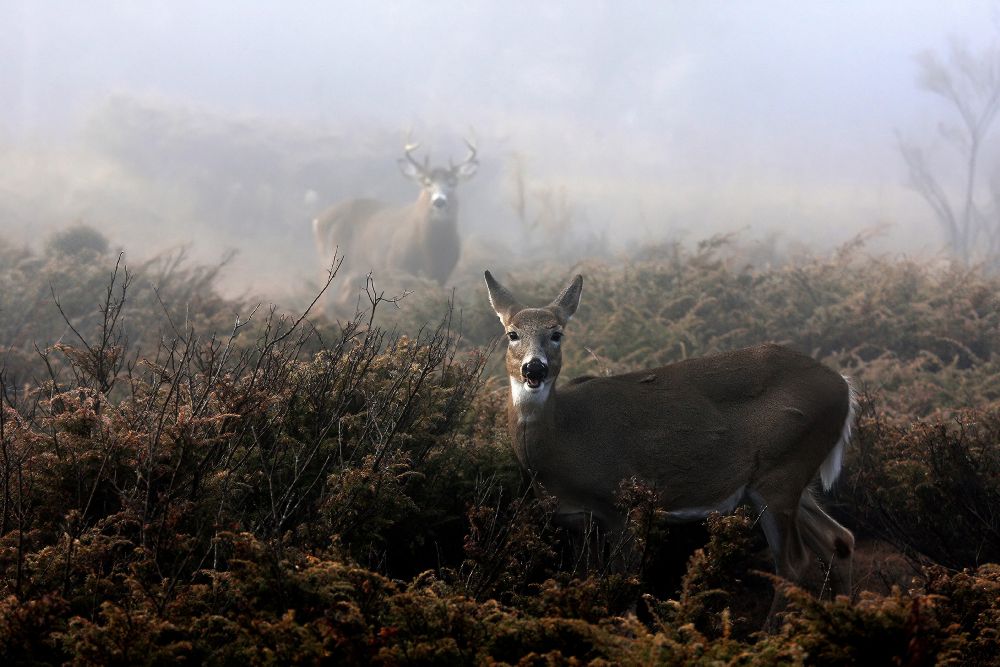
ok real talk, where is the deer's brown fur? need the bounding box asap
[313,140,477,308]
[485,270,856,618]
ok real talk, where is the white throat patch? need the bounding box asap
[510,376,551,421]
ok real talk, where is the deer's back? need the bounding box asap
[315,198,386,249]
[546,344,849,509]
[315,198,458,283]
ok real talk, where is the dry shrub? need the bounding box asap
[838,400,1000,569]
[775,564,1000,666]
[2,228,1000,664]
[460,478,558,604]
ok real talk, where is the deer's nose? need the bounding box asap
[431,194,448,209]
[522,359,548,383]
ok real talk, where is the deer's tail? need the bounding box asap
[819,376,857,491]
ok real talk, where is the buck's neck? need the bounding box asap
[506,378,557,473]
[416,191,459,228]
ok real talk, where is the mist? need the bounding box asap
[3,1,999,300]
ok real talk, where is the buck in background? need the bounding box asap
[484,270,857,619]
[312,138,478,309]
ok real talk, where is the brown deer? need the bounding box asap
[312,139,478,309]
[484,270,857,615]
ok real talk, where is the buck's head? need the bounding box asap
[398,139,478,214]
[485,271,582,407]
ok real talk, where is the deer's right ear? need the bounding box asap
[484,270,521,326]
[549,274,583,323]
[398,158,423,180]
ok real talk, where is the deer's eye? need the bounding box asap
[550,332,563,343]
[507,331,519,341]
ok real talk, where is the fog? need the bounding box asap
[3,1,999,299]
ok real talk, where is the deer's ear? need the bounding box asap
[484,270,522,326]
[549,274,583,323]
[398,158,423,180]
[454,160,478,180]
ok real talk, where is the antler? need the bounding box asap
[403,140,427,174]
[450,136,478,171]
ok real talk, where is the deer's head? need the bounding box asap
[485,271,582,408]
[398,139,478,214]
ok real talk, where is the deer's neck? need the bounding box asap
[415,192,459,226]
[506,379,557,473]
[410,194,456,248]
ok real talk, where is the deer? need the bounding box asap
[312,138,478,309]
[484,270,857,620]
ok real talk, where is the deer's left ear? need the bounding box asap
[549,274,583,323]
[484,270,522,326]
[454,161,478,180]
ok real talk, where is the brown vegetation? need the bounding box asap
[1,226,998,664]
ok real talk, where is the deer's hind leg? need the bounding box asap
[746,482,814,580]
[747,486,812,629]
[798,490,854,599]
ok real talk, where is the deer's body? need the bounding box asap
[313,192,461,285]
[486,271,856,616]
[313,139,476,308]
[509,344,849,523]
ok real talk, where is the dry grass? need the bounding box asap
[1,227,998,664]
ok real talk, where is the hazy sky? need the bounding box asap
[4,2,997,134]
[3,1,1000,292]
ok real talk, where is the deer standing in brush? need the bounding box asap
[484,270,857,613]
[313,139,478,308]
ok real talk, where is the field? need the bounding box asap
[1,226,999,665]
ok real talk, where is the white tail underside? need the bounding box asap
[819,376,857,491]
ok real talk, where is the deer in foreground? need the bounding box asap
[484,270,857,617]
[312,139,478,309]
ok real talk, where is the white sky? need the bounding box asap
[2,1,1000,289]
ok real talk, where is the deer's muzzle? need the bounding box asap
[522,359,548,388]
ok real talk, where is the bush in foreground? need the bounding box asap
[1,228,999,664]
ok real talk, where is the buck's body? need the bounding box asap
[313,191,461,285]
[313,139,476,309]
[485,271,856,625]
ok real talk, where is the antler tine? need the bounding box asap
[449,136,478,173]
[462,136,478,165]
[403,138,425,173]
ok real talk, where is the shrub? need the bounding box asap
[838,400,1000,569]
[2,227,1000,664]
